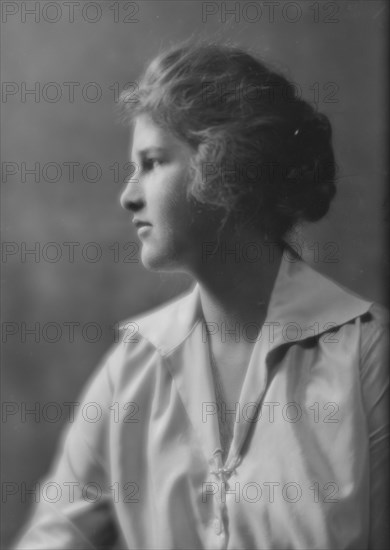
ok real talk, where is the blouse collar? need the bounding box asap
[130,249,373,356]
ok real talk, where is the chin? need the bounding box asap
[140,246,183,273]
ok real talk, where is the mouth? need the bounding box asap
[133,219,152,229]
[133,219,152,238]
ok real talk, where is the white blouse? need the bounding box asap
[14,254,389,549]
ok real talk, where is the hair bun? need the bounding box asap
[282,107,336,223]
[293,111,332,146]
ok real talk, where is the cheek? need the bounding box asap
[154,174,193,228]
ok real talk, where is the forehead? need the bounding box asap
[132,114,166,149]
[130,114,194,157]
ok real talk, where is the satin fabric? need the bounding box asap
[14,254,389,549]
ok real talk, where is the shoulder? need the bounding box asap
[118,284,200,355]
[356,302,389,427]
[359,302,389,368]
[101,285,199,388]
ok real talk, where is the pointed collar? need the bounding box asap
[264,249,373,354]
[129,251,373,356]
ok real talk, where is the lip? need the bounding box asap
[137,225,151,236]
[133,219,152,229]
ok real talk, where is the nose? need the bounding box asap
[120,177,144,212]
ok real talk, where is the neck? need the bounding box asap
[190,227,284,344]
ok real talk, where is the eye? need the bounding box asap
[142,158,163,172]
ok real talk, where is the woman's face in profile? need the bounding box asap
[121,114,217,273]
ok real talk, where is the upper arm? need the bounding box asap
[359,304,389,550]
[13,347,121,550]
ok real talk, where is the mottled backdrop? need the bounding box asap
[1,0,388,546]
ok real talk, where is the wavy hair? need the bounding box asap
[120,41,336,240]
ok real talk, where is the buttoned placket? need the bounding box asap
[204,326,273,549]
[164,311,278,548]
[208,451,237,547]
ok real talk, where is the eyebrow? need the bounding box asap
[135,147,167,156]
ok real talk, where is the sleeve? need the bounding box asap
[12,346,123,550]
[359,304,390,550]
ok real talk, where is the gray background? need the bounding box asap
[1,0,388,546]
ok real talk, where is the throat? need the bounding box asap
[207,334,255,462]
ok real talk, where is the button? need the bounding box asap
[213,517,223,535]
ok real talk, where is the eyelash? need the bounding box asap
[142,158,162,172]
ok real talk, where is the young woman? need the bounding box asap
[15,42,388,550]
